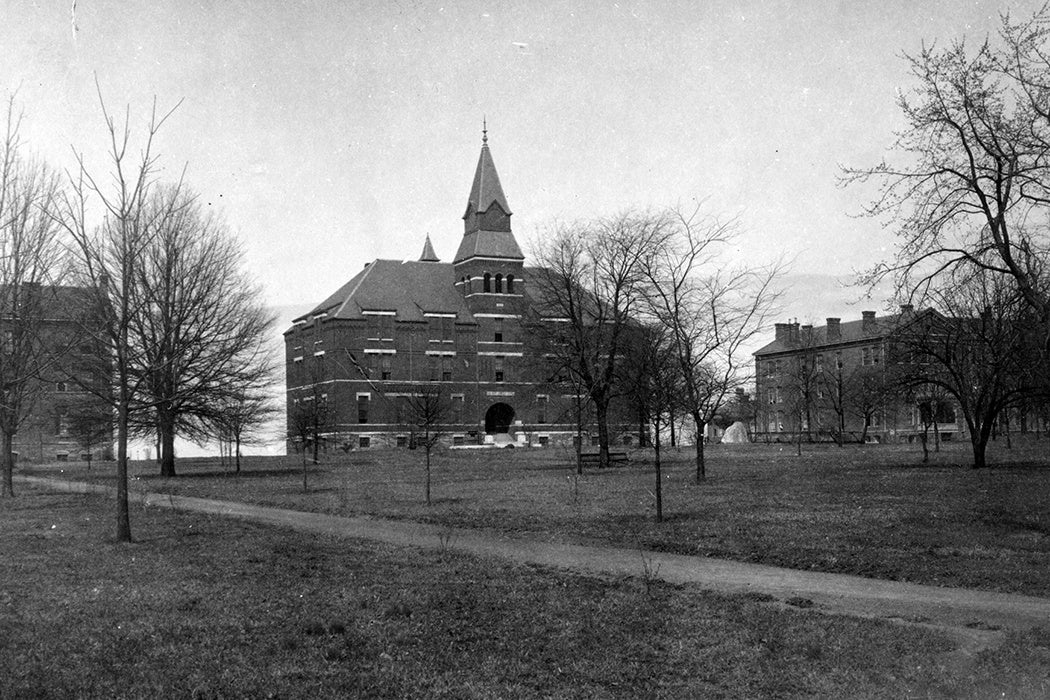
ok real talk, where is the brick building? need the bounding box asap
[284,132,603,450]
[752,307,963,443]
[4,284,112,463]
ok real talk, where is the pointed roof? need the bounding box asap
[464,140,511,218]
[419,234,439,262]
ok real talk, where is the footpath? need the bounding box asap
[17,475,1050,654]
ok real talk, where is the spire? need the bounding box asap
[454,125,523,263]
[464,128,511,223]
[419,234,439,262]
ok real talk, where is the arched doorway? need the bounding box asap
[484,403,515,434]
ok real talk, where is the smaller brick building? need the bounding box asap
[753,307,963,443]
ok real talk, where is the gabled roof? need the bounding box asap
[463,143,511,218]
[292,259,475,327]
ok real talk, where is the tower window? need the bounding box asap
[494,318,503,342]
[483,273,491,292]
[506,275,514,293]
[441,356,452,381]
[495,274,503,293]
[357,394,370,424]
[494,355,504,382]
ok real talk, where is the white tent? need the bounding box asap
[721,421,750,444]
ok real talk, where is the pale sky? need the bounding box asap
[3,0,1042,319]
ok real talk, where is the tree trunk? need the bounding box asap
[1,430,15,498]
[115,402,132,543]
[920,424,929,464]
[693,414,706,482]
[575,393,583,475]
[971,421,993,469]
[595,399,611,469]
[159,410,176,477]
[425,446,432,505]
[654,415,662,523]
[669,407,677,447]
[235,435,242,473]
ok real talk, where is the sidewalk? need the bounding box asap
[18,475,1050,639]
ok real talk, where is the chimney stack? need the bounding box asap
[862,310,876,332]
[826,318,841,340]
[774,323,790,342]
[899,303,914,315]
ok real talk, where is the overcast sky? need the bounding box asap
[3,0,1042,323]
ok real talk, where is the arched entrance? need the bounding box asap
[484,403,515,434]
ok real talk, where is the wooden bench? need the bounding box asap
[579,451,630,466]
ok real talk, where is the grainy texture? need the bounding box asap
[4,490,1050,698]
[31,439,1050,596]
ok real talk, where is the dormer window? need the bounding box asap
[495,274,503,293]
[483,273,491,292]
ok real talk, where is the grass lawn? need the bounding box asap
[3,488,1050,698]
[24,437,1050,596]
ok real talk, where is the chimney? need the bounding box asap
[862,310,876,332]
[826,318,841,340]
[790,321,801,343]
[774,323,790,342]
[899,303,914,316]
[801,324,813,343]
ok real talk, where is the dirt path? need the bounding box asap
[19,475,1050,654]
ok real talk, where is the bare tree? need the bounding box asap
[68,404,113,470]
[890,269,1037,468]
[845,6,1050,347]
[131,185,275,476]
[402,384,451,505]
[624,322,680,522]
[213,387,278,473]
[0,95,66,497]
[288,385,331,492]
[53,87,181,542]
[529,212,671,469]
[645,207,783,481]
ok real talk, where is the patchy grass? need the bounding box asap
[4,489,1050,698]
[25,437,1050,596]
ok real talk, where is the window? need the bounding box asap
[428,356,439,381]
[453,435,465,446]
[359,436,371,448]
[507,275,515,293]
[379,316,394,341]
[56,381,68,392]
[494,318,503,342]
[591,436,600,447]
[357,394,370,424]
[397,435,407,448]
[441,356,452,381]
[767,390,775,405]
[538,435,549,447]
[862,347,872,366]
[55,410,70,437]
[451,394,464,423]
[495,274,503,293]
[494,356,504,382]
[775,386,782,404]
[768,413,777,432]
[379,355,392,380]
[835,352,843,370]
[816,354,823,371]
[483,273,491,292]
[537,395,548,424]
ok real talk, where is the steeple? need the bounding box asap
[419,234,439,262]
[454,125,523,264]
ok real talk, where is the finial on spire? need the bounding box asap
[482,116,488,145]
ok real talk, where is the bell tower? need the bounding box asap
[453,123,526,316]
